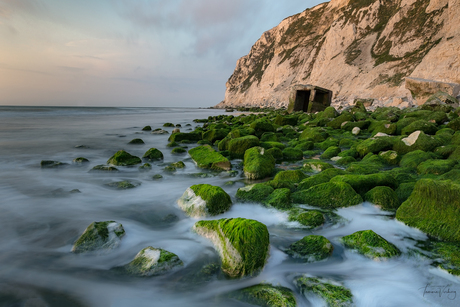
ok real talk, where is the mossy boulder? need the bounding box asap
[302,161,335,173]
[128,138,144,144]
[143,148,164,161]
[228,135,260,159]
[341,230,401,260]
[320,146,341,160]
[287,235,333,261]
[250,119,275,137]
[299,127,329,142]
[142,125,152,131]
[193,218,269,278]
[138,163,152,172]
[379,150,400,165]
[73,157,89,163]
[108,150,142,166]
[236,184,274,203]
[273,170,307,183]
[106,180,139,190]
[230,284,296,307]
[188,145,231,171]
[401,120,438,135]
[71,221,125,253]
[40,160,68,168]
[417,159,457,175]
[295,276,353,307]
[168,132,202,143]
[364,186,400,211]
[266,147,283,161]
[330,173,397,197]
[121,246,183,276]
[396,179,460,242]
[356,137,394,157]
[291,182,363,209]
[281,147,303,161]
[264,188,291,210]
[288,210,325,228]
[90,165,119,172]
[177,184,232,218]
[171,147,186,154]
[260,132,279,142]
[294,140,314,151]
[327,112,354,129]
[202,129,230,143]
[393,131,441,154]
[448,118,460,131]
[243,147,275,180]
[399,150,438,169]
[163,123,175,127]
[297,168,347,191]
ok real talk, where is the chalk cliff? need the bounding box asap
[216,0,460,109]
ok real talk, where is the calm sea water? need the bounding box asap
[0,106,458,307]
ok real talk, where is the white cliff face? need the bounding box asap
[218,0,459,109]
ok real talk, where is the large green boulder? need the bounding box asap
[236,184,274,203]
[202,129,229,143]
[193,218,269,278]
[230,284,296,307]
[120,246,183,276]
[364,186,400,211]
[168,132,202,142]
[143,148,164,161]
[177,184,232,218]
[401,120,438,135]
[243,147,275,180]
[320,146,341,160]
[330,173,397,196]
[291,182,363,209]
[282,147,303,161]
[188,145,231,171]
[71,221,125,253]
[299,127,329,142]
[417,159,457,175]
[274,114,299,126]
[327,111,354,129]
[399,150,438,169]
[341,230,401,260]
[303,160,335,173]
[286,235,333,261]
[298,168,347,191]
[356,137,394,157]
[107,150,142,166]
[288,209,325,228]
[228,135,260,159]
[396,179,460,242]
[295,276,353,307]
[264,188,291,210]
[393,131,442,154]
[250,119,275,137]
[273,170,307,183]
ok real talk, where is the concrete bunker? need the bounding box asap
[287,84,332,113]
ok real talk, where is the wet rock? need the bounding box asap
[288,209,325,228]
[243,147,275,180]
[73,157,89,163]
[230,284,296,307]
[142,125,152,131]
[295,276,353,307]
[193,218,269,278]
[128,138,145,144]
[71,221,125,253]
[151,129,169,134]
[120,246,183,276]
[143,148,164,161]
[178,184,232,217]
[40,160,68,168]
[364,186,400,211]
[286,235,333,261]
[106,180,140,190]
[107,150,142,166]
[228,135,260,159]
[341,230,401,260]
[188,145,231,171]
[292,182,362,209]
[236,183,274,203]
[138,163,152,172]
[90,165,119,172]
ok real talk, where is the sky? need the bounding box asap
[0,0,323,107]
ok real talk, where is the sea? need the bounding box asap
[0,106,458,307]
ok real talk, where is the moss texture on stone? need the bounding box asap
[228,135,260,159]
[341,230,401,260]
[287,235,333,261]
[90,165,119,172]
[143,148,164,161]
[73,157,89,163]
[303,160,335,173]
[330,173,397,196]
[364,186,400,211]
[291,182,363,209]
[288,209,325,228]
[128,138,145,144]
[236,183,274,203]
[243,146,275,180]
[72,221,125,253]
[121,246,183,276]
[396,179,460,242]
[188,145,231,171]
[230,284,296,307]
[295,276,353,307]
[194,218,269,278]
[108,150,142,166]
[106,180,139,190]
[264,188,291,210]
[177,184,232,218]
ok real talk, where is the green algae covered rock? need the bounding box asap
[244,147,275,180]
[320,146,341,160]
[417,159,457,175]
[282,147,303,161]
[288,209,325,228]
[330,173,397,196]
[396,179,460,242]
[142,125,152,131]
[188,145,231,171]
[143,148,164,161]
[364,186,400,211]
[90,165,119,172]
[303,161,335,173]
[40,160,68,168]
[177,184,232,218]
[341,230,401,260]
[171,147,186,154]
[287,235,333,261]
[291,182,363,209]
[356,137,394,157]
[73,157,89,163]
[298,168,347,191]
[106,180,140,190]
[236,183,274,203]
[193,218,269,278]
[72,221,125,253]
[230,284,296,307]
[399,150,438,169]
[393,131,441,154]
[168,131,202,143]
[299,127,329,142]
[425,241,460,276]
[295,276,353,307]
[264,188,291,210]
[108,150,142,166]
[128,138,145,144]
[273,170,307,183]
[395,182,416,204]
[121,246,183,276]
[250,119,275,137]
[401,120,438,135]
[379,150,400,165]
[228,135,260,159]
[138,163,152,172]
